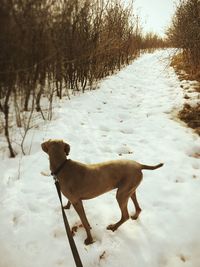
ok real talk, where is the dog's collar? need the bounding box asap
[51,159,68,177]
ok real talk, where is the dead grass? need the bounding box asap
[179,103,200,135]
[171,53,200,84]
[171,52,200,135]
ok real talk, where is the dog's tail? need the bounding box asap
[141,163,164,170]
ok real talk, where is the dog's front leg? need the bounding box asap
[72,200,94,245]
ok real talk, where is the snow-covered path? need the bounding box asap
[1,50,200,267]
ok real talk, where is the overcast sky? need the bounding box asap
[133,0,178,37]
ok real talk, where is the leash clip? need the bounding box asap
[52,173,58,182]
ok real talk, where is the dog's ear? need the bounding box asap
[64,142,70,156]
[41,141,49,154]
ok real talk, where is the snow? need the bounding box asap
[0,49,200,267]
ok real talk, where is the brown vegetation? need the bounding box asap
[171,53,200,83]
[167,0,200,135]
[171,54,200,135]
[141,32,168,51]
[179,103,200,135]
[167,0,200,70]
[0,0,169,157]
[0,0,140,157]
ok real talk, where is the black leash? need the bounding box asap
[53,173,83,267]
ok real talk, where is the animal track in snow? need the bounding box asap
[120,127,134,134]
[179,254,189,263]
[101,146,112,153]
[12,211,25,226]
[116,145,133,156]
[99,125,110,132]
[53,228,64,238]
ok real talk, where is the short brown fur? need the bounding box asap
[42,139,163,245]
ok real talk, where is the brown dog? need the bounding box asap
[41,139,163,245]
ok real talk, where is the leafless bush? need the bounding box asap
[141,32,168,52]
[167,0,200,68]
[1,0,159,157]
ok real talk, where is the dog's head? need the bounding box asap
[41,139,70,156]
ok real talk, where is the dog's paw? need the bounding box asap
[131,209,141,220]
[107,224,117,232]
[131,214,139,220]
[63,201,71,209]
[84,237,94,245]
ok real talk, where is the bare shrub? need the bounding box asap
[1,0,161,157]
[167,0,200,68]
[141,32,168,51]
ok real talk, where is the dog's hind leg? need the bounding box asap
[72,200,93,245]
[130,191,142,220]
[107,188,130,232]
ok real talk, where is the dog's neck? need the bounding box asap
[48,149,67,174]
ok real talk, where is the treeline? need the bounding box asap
[141,32,168,51]
[0,0,141,157]
[167,0,200,68]
[0,0,167,157]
